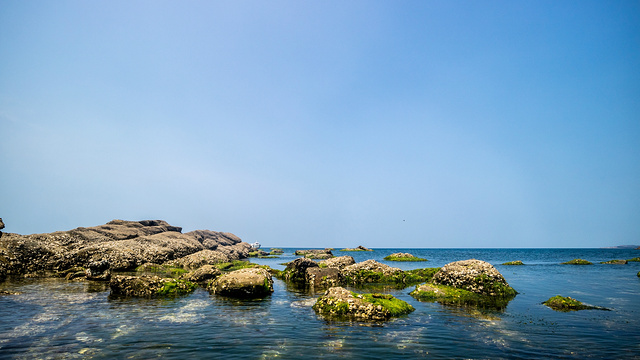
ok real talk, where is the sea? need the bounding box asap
[1,248,639,359]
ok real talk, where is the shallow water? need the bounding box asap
[1,248,639,359]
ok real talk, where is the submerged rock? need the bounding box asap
[0,220,251,278]
[208,267,273,298]
[313,286,414,321]
[383,253,427,262]
[543,295,610,312]
[109,275,197,297]
[411,259,517,309]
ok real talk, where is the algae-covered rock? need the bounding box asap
[432,259,517,297]
[208,267,273,298]
[543,295,610,312]
[281,258,319,284]
[341,260,403,285]
[410,283,514,309]
[561,259,592,265]
[600,259,627,265]
[383,253,427,262]
[502,260,524,265]
[306,267,341,288]
[313,286,414,321]
[269,248,284,255]
[627,257,640,262]
[109,275,196,297]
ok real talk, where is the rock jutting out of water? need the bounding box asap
[207,267,273,298]
[294,249,334,259]
[313,286,414,321]
[0,220,251,280]
[339,245,373,252]
[383,252,427,262]
[542,295,610,312]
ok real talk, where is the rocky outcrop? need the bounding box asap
[282,258,319,284]
[294,249,333,259]
[208,268,273,298]
[600,259,627,265]
[543,295,610,312]
[502,260,524,265]
[561,259,592,265]
[306,267,341,288]
[341,260,403,285]
[340,245,372,252]
[85,260,111,281]
[313,286,414,321]
[0,220,251,279]
[109,275,197,297]
[411,259,517,309]
[319,256,355,269]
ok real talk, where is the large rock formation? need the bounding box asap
[208,267,273,298]
[0,220,251,279]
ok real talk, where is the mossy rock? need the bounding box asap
[542,295,609,312]
[432,259,517,297]
[561,259,592,265]
[383,253,427,262]
[110,275,197,297]
[600,259,627,265]
[339,246,373,252]
[214,260,258,272]
[157,279,198,296]
[313,287,414,321]
[135,263,187,277]
[502,260,524,265]
[269,248,284,255]
[627,257,640,262]
[410,283,516,310]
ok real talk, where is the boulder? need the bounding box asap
[0,220,251,277]
[341,260,403,285]
[313,286,414,321]
[319,256,355,269]
[543,295,610,312]
[431,259,516,297]
[181,265,221,284]
[208,267,273,298]
[109,275,196,297]
[282,258,319,284]
[85,259,111,281]
[306,267,341,288]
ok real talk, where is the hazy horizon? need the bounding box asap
[1,1,639,249]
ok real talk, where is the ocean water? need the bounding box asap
[1,248,639,359]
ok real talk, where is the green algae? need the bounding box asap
[561,259,593,265]
[383,255,427,262]
[156,279,197,296]
[359,293,415,317]
[543,295,610,312]
[502,261,524,265]
[410,282,516,310]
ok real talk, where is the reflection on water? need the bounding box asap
[1,248,640,359]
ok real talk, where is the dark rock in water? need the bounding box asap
[313,286,414,321]
[282,258,319,284]
[110,275,197,297]
[318,256,355,269]
[208,268,273,298]
[85,260,111,281]
[0,220,251,279]
[181,265,221,284]
[306,267,341,288]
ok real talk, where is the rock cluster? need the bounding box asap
[0,220,251,278]
[313,286,414,321]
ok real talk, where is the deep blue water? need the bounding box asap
[1,248,639,359]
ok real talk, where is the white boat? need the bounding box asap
[251,242,261,249]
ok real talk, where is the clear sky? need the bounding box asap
[1,1,638,248]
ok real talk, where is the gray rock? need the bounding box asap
[182,265,221,284]
[306,267,341,288]
[208,267,273,298]
[282,258,319,284]
[294,249,334,259]
[319,255,355,269]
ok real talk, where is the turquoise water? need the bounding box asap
[1,248,639,359]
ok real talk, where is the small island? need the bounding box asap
[383,253,427,262]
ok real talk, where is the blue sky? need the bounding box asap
[1,1,638,248]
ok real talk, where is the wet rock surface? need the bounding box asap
[181,265,221,284]
[109,275,197,297]
[318,255,355,269]
[432,259,514,296]
[0,220,251,279]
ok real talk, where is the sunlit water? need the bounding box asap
[1,249,639,359]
